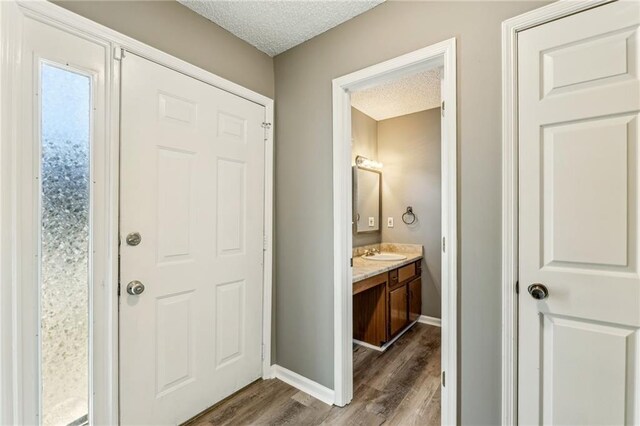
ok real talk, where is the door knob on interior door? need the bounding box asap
[125,232,142,246]
[126,280,145,296]
[527,283,548,300]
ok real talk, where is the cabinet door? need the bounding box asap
[353,282,387,346]
[409,277,421,322]
[389,285,408,336]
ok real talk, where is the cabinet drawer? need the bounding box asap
[398,262,417,283]
[353,272,387,295]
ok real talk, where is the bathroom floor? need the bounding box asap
[185,323,441,425]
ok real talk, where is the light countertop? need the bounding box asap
[352,243,423,283]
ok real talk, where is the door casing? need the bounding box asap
[501,0,617,424]
[0,1,274,424]
[331,38,458,424]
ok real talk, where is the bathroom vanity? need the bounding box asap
[352,244,423,349]
[351,158,425,349]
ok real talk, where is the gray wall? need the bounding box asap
[50,1,549,422]
[351,107,381,247]
[378,108,441,319]
[273,1,546,424]
[55,0,274,98]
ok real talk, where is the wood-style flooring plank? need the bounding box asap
[183,323,441,426]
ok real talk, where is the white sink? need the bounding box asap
[362,253,407,261]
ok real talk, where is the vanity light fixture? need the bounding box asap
[355,155,383,170]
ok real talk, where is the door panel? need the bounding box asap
[518,2,640,424]
[156,291,195,396]
[215,279,245,367]
[542,114,633,268]
[217,158,246,255]
[119,53,265,425]
[541,316,636,426]
[157,148,194,261]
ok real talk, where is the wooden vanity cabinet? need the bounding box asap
[388,260,422,339]
[353,259,423,347]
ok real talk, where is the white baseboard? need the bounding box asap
[354,319,419,353]
[272,365,335,406]
[418,315,442,327]
[262,364,277,380]
[353,339,384,352]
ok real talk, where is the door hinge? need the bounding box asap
[442,237,446,253]
[117,253,121,296]
[516,280,519,294]
[114,47,124,61]
[350,258,353,267]
[442,371,446,387]
[441,101,445,117]
[262,122,272,142]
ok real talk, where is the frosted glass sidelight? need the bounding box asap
[40,63,91,426]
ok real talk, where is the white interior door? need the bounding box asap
[120,53,265,425]
[518,2,640,424]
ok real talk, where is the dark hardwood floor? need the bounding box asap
[185,323,441,426]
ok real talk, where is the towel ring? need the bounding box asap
[402,206,416,225]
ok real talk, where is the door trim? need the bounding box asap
[500,1,615,424]
[0,1,275,424]
[332,38,457,424]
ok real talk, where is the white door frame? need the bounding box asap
[332,38,457,424]
[0,1,274,424]
[500,0,615,424]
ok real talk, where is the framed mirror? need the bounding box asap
[353,161,381,234]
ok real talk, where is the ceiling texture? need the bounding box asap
[351,67,443,121]
[178,0,384,57]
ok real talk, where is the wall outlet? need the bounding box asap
[368,217,375,227]
[387,217,394,228]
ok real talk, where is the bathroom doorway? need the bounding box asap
[331,39,457,425]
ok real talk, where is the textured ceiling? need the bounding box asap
[350,68,443,121]
[178,0,384,57]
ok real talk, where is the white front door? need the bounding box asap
[119,53,266,425]
[518,1,640,424]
